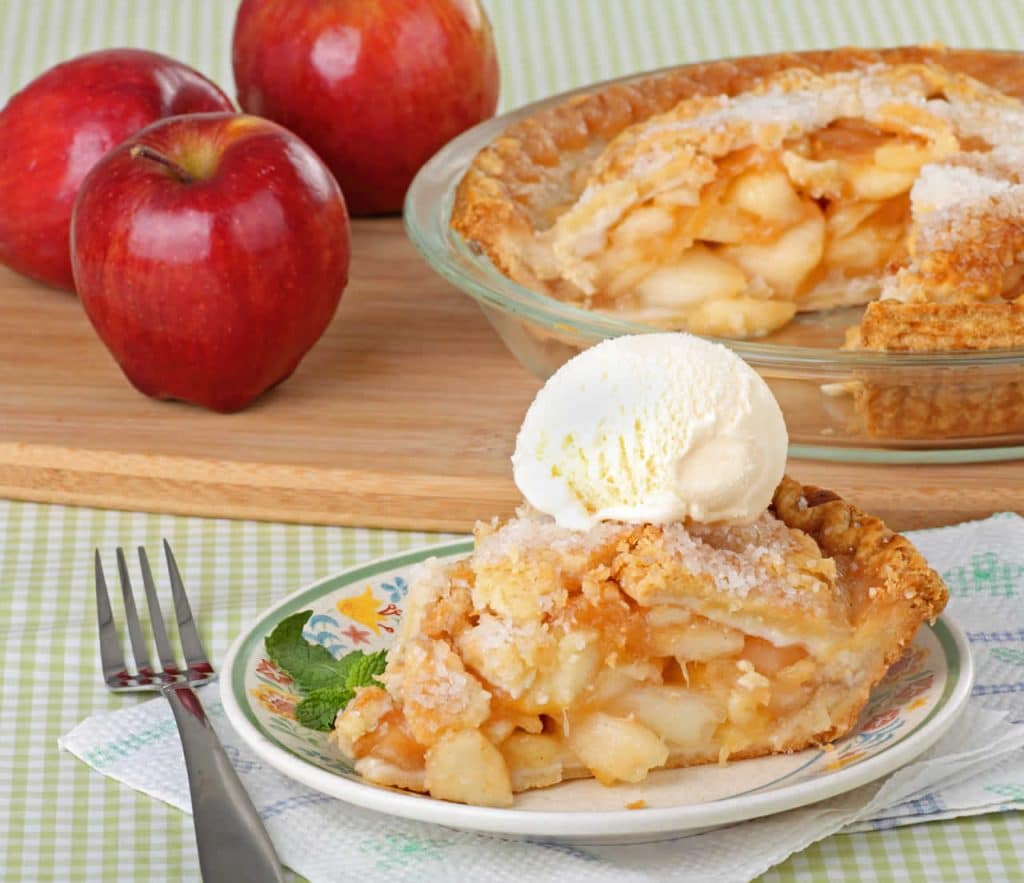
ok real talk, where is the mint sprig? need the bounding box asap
[264,610,388,732]
[295,685,356,731]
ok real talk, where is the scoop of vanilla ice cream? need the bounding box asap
[511,333,788,529]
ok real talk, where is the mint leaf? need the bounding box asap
[292,645,388,693]
[295,685,354,732]
[265,611,341,685]
[265,610,389,733]
[293,651,387,731]
[342,649,387,690]
[294,657,350,693]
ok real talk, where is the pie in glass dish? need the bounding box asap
[451,46,1024,349]
[332,477,947,807]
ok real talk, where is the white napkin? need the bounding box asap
[61,514,1024,883]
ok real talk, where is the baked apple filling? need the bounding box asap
[557,126,938,336]
[332,477,947,807]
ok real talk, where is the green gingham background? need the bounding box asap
[2,1,1024,880]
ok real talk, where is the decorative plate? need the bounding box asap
[221,541,973,842]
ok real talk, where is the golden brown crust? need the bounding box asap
[772,475,948,739]
[842,373,1024,440]
[840,301,1024,439]
[852,299,1024,351]
[773,474,946,624]
[770,477,946,741]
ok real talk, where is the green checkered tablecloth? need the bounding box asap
[3,1,1024,880]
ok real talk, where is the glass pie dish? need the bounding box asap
[404,55,1024,463]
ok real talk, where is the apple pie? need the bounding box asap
[452,46,1024,346]
[331,477,947,806]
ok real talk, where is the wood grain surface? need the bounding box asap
[1,218,1021,532]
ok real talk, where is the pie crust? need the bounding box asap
[836,370,1024,441]
[331,477,948,806]
[828,300,1024,439]
[452,46,1024,348]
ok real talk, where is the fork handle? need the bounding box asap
[165,683,288,883]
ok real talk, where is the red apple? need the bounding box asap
[0,49,233,290]
[71,113,350,413]
[232,0,500,215]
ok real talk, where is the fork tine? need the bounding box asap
[138,547,178,677]
[116,547,154,682]
[94,551,128,686]
[163,540,213,676]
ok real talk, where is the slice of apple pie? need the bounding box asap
[453,46,1024,343]
[332,477,947,807]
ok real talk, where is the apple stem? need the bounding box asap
[130,144,196,185]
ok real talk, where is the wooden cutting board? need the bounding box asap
[0,218,1021,532]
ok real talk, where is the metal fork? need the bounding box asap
[95,540,287,883]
